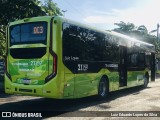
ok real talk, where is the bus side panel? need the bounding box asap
[42,74,64,98]
[74,73,98,98]
[107,71,119,92]
[73,69,119,98]
[63,73,74,98]
[127,71,144,87]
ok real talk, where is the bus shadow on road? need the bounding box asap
[0,86,150,118]
[0,93,13,98]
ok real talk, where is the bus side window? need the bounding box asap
[129,53,145,67]
[130,54,138,67]
[145,55,151,68]
[137,53,145,67]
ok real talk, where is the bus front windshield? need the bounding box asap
[10,22,47,46]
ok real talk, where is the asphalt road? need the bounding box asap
[0,79,160,119]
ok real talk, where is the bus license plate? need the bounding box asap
[22,79,31,84]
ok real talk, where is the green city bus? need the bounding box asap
[5,16,155,99]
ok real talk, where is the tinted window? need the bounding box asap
[145,54,151,68]
[63,23,85,60]
[103,35,119,62]
[63,22,119,62]
[10,22,47,46]
[128,53,145,67]
[10,47,46,59]
[130,54,138,66]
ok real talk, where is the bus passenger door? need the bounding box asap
[151,52,155,81]
[119,46,127,87]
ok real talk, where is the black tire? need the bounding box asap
[97,77,108,99]
[143,74,149,88]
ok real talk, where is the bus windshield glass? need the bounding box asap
[10,22,47,46]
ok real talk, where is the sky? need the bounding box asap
[49,0,160,32]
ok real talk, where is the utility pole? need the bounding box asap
[157,24,159,41]
[156,23,160,79]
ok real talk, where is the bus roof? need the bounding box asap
[110,31,154,47]
[61,16,155,52]
[9,15,155,52]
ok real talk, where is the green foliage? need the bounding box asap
[42,0,63,16]
[114,21,160,58]
[114,21,136,34]
[0,0,46,26]
[0,25,6,58]
[114,21,158,53]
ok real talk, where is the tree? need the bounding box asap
[42,0,63,16]
[114,21,136,34]
[0,0,46,26]
[113,21,158,53]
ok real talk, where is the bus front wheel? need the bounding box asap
[97,77,108,99]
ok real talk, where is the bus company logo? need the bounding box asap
[1,112,42,118]
[105,64,118,68]
[2,112,11,117]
